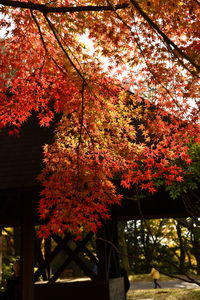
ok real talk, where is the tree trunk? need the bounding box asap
[118,221,130,271]
[191,229,200,275]
[141,220,152,272]
[176,222,186,273]
[132,220,140,274]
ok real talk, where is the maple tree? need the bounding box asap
[0,0,199,237]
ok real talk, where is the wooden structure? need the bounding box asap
[0,116,199,300]
[0,117,124,300]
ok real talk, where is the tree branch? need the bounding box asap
[130,0,200,74]
[193,0,200,7]
[43,13,84,80]
[97,236,200,285]
[106,0,182,110]
[76,79,85,188]
[31,10,68,76]
[0,0,129,13]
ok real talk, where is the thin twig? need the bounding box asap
[136,196,200,284]
[97,229,200,285]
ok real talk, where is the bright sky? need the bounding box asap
[79,32,129,80]
[0,12,14,38]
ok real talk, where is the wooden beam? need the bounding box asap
[51,233,97,281]
[34,234,71,281]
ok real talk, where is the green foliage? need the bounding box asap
[187,143,200,184]
[164,143,200,199]
[0,256,19,291]
[124,218,200,276]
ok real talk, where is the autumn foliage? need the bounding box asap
[0,0,199,237]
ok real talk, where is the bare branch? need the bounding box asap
[97,236,200,285]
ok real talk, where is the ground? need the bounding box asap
[128,275,200,300]
[127,288,200,300]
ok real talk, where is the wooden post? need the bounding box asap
[96,217,120,280]
[20,194,35,300]
[0,233,3,283]
[45,237,51,280]
[96,224,108,281]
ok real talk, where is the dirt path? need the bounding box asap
[130,280,200,290]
